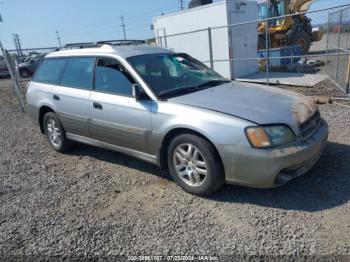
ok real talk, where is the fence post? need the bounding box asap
[335,10,343,83]
[0,41,26,112]
[156,29,162,46]
[346,53,350,94]
[163,28,168,48]
[265,19,270,86]
[208,27,214,69]
[324,13,331,74]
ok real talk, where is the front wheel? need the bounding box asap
[167,134,224,196]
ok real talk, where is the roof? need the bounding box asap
[46,44,173,59]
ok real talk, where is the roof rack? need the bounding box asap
[56,40,147,51]
[96,39,146,46]
[64,42,97,49]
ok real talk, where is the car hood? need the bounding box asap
[168,82,318,134]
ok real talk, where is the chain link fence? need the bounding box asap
[155,3,350,96]
[0,45,58,111]
[0,41,26,111]
[7,47,58,79]
[325,6,350,94]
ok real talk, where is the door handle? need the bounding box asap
[53,95,60,101]
[93,102,103,110]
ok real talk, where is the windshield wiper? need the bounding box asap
[196,79,231,88]
[159,79,231,99]
[159,86,207,99]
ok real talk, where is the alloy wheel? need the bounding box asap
[47,118,62,148]
[172,143,207,187]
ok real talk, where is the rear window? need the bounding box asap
[33,58,67,84]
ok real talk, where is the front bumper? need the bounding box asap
[218,120,329,188]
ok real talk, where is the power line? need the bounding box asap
[120,16,126,40]
[7,4,179,41]
[3,3,180,48]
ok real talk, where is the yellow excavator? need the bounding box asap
[258,0,323,54]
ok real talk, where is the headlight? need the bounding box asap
[245,125,295,148]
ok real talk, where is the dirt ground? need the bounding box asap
[0,78,350,259]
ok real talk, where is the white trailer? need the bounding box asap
[153,0,259,80]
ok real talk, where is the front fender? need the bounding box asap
[150,101,253,156]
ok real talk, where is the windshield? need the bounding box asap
[258,0,286,25]
[127,53,227,98]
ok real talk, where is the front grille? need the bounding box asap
[299,111,321,139]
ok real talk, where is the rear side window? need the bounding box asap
[60,57,95,90]
[33,58,67,84]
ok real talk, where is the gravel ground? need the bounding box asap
[277,79,347,98]
[0,78,350,259]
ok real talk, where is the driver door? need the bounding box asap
[89,57,153,154]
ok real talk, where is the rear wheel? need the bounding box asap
[43,112,72,153]
[167,134,224,196]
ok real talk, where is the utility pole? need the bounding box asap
[13,34,20,56]
[179,0,184,10]
[120,16,126,40]
[56,30,62,47]
[0,2,3,23]
[15,34,22,56]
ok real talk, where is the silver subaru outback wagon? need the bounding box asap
[26,41,328,196]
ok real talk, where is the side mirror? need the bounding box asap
[132,84,142,99]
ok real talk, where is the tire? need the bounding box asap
[43,112,72,153]
[287,28,312,54]
[20,69,30,79]
[167,134,224,196]
[258,34,266,50]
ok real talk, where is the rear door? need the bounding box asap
[89,57,152,153]
[53,57,95,138]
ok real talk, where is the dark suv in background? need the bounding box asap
[0,57,10,78]
[17,54,45,78]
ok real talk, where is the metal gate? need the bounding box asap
[0,41,26,111]
[325,6,350,94]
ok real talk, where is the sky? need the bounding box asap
[0,0,349,50]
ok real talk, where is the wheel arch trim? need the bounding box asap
[157,127,224,172]
[38,103,57,134]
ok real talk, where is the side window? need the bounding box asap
[60,57,95,90]
[33,58,67,84]
[95,58,134,96]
